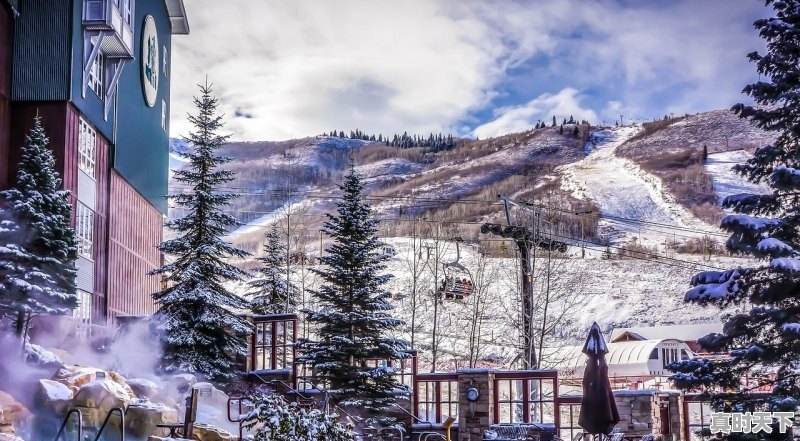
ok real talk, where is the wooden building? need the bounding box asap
[0,0,189,325]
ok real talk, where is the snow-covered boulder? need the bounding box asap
[35,379,73,414]
[169,373,197,394]
[51,365,99,393]
[191,423,234,441]
[0,392,29,429]
[125,399,180,438]
[0,434,24,441]
[127,378,160,399]
[72,379,133,414]
[24,343,63,368]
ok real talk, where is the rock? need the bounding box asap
[191,423,234,441]
[0,391,30,428]
[51,365,99,393]
[125,399,180,438]
[127,378,160,399]
[24,343,64,368]
[193,383,239,435]
[0,433,24,441]
[35,379,73,414]
[169,374,197,395]
[73,379,132,414]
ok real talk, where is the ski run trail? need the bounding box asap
[559,126,720,247]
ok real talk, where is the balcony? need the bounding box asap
[82,0,134,59]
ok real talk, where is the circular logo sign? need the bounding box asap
[141,15,159,107]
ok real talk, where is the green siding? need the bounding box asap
[113,0,171,214]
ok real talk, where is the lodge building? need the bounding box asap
[0,0,189,325]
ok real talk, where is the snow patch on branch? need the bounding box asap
[720,214,782,233]
[771,257,800,273]
[685,269,744,302]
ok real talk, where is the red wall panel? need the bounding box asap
[107,171,163,319]
[0,4,12,189]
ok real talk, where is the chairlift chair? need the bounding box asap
[438,237,474,301]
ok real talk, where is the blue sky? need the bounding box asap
[170,0,766,141]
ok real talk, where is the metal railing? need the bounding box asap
[53,409,83,441]
[93,407,125,441]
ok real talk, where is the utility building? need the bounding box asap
[0,0,189,325]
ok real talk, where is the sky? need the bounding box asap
[169,0,767,142]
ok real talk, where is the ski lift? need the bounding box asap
[438,237,474,301]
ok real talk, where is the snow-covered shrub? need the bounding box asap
[241,393,354,441]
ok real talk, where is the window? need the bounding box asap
[253,318,295,371]
[495,376,556,424]
[78,119,96,178]
[681,349,691,361]
[649,348,659,360]
[122,0,133,27]
[161,100,167,131]
[75,290,92,324]
[416,379,459,423]
[76,203,94,260]
[87,46,105,98]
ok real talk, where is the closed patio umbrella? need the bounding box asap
[578,322,620,436]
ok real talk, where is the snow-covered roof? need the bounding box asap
[610,323,721,343]
[545,339,690,378]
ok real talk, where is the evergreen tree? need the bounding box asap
[150,82,251,384]
[552,116,557,127]
[670,3,800,437]
[249,223,295,314]
[299,166,408,417]
[702,144,709,163]
[0,116,78,338]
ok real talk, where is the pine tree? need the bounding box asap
[702,144,708,163]
[0,116,78,339]
[250,223,295,314]
[552,116,556,127]
[150,82,251,384]
[299,166,408,418]
[670,3,800,437]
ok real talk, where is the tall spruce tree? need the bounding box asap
[299,166,408,417]
[0,116,78,339]
[670,2,800,438]
[249,223,296,314]
[151,82,251,383]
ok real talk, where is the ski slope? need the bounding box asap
[559,126,718,245]
[705,150,770,204]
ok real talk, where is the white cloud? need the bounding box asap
[471,88,598,139]
[169,0,765,141]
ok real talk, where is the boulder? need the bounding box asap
[191,423,234,441]
[0,392,30,428]
[125,399,180,438]
[35,379,73,414]
[51,365,99,393]
[0,433,24,441]
[193,383,239,434]
[73,379,132,414]
[127,378,160,399]
[169,374,197,394]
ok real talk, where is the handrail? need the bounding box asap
[227,396,251,440]
[53,408,83,441]
[392,402,424,424]
[93,407,125,441]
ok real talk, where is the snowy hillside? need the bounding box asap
[705,150,770,203]
[559,126,718,246]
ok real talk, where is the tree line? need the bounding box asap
[325,129,456,150]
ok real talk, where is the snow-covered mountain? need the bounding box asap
[172,108,770,358]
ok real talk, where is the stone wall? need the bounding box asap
[457,370,494,441]
[613,390,683,441]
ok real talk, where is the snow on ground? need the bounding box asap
[227,200,308,238]
[705,150,769,204]
[559,126,719,246]
[356,158,426,183]
[238,236,744,370]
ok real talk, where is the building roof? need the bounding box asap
[165,0,189,34]
[610,323,722,343]
[545,339,691,378]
